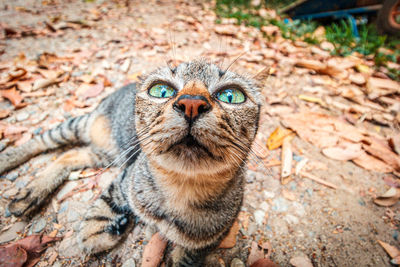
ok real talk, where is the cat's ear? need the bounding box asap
[253,67,275,85]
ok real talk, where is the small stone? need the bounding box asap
[0,142,6,152]
[33,218,47,233]
[68,171,80,181]
[6,172,18,181]
[247,222,257,236]
[285,214,299,224]
[230,258,245,267]
[67,209,80,223]
[263,190,275,199]
[33,127,43,135]
[58,201,69,214]
[121,259,136,267]
[80,190,94,202]
[4,207,11,217]
[259,202,269,212]
[16,112,29,122]
[0,221,27,244]
[272,197,289,212]
[57,181,79,200]
[15,180,28,189]
[253,210,265,225]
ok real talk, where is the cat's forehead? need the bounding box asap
[142,60,262,105]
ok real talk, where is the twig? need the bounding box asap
[300,170,338,189]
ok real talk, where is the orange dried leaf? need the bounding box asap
[142,233,167,267]
[267,126,293,150]
[219,221,240,248]
[378,240,400,259]
[1,87,23,107]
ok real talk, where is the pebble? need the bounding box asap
[0,142,6,152]
[285,214,299,224]
[15,180,28,189]
[291,202,305,217]
[0,221,27,244]
[33,218,47,233]
[259,202,269,212]
[247,222,257,236]
[121,259,136,267]
[67,209,80,223]
[57,181,79,200]
[230,258,245,267]
[59,201,69,214]
[33,127,43,135]
[16,112,29,122]
[68,171,80,181]
[6,172,18,181]
[81,190,94,202]
[263,190,275,199]
[253,210,265,225]
[4,207,11,217]
[272,197,289,212]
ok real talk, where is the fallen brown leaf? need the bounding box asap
[322,142,363,161]
[352,151,393,173]
[219,221,240,249]
[374,187,400,207]
[1,87,24,107]
[267,126,294,150]
[289,255,313,267]
[247,241,264,266]
[141,233,167,267]
[250,258,279,267]
[378,240,400,259]
[0,244,27,267]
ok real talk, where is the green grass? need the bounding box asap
[215,0,399,80]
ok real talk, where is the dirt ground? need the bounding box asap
[0,0,399,266]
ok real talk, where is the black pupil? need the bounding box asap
[227,91,233,103]
[161,87,167,97]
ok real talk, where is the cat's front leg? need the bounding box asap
[167,245,214,267]
[8,147,96,217]
[77,169,135,254]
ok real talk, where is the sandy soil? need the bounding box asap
[0,0,398,266]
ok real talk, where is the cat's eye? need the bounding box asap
[216,88,245,104]
[148,84,176,98]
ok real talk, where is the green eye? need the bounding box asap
[148,84,176,98]
[216,88,245,104]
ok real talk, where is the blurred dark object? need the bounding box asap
[281,0,400,36]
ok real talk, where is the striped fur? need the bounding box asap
[0,60,262,266]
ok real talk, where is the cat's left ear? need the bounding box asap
[253,67,275,86]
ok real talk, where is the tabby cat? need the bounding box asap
[0,60,262,266]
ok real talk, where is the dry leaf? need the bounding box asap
[247,241,264,266]
[0,109,11,119]
[0,234,60,267]
[362,137,400,171]
[378,240,400,258]
[267,126,294,150]
[32,77,57,91]
[0,244,27,267]
[282,188,296,201]
[322,142,363,161]
[219,221,240,249]
[1,87,24,107]
[373,187,400,207]
[141,233,167,267]
[250,258,279,267]
[289,256,313,267]
[352,151,393,173]
[281,136,293,179]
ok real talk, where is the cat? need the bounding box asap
[0,60,262,266]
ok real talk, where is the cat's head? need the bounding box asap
[135,60,262,175]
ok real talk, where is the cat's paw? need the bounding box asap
[166,246,206,267]
[77,214,131,254]
[8,186,43,217]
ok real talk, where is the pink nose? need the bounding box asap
[174,95,211,121]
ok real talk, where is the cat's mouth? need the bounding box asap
[166,133,218,160]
